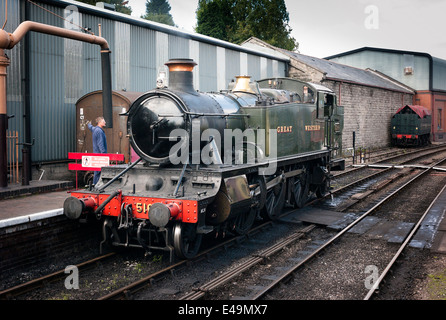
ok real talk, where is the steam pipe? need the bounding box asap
[0,21,110,50]
[0,21,113,125]
[0,21,113,187]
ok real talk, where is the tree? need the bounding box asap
[76,0,132,15]
[141,0,176,27]
[195,0,233,40]
[196,0,298,51]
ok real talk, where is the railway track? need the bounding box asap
[178,157,446,300]
[97,222,274,300]
[0,221,275,300]
[364,181,446,300]
[3,145,446,300]
[0,252,116,299]
[179,224,316,300]
[334,144,446,180]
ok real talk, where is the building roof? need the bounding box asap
[241,38,414,94]
[395,105,431,118]
[285,51,414,94]
[324,47,435,61]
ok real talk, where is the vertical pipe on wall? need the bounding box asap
[101,50,113,128]
[338,82,342,105]
[0,49,10,187]
[23,0,32,183]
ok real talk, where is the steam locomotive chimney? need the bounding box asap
[165,59,197,94]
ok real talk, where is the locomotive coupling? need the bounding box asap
[63,196,96,220]
[148,202,180,227]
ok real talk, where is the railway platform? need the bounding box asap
[0,180,73,229]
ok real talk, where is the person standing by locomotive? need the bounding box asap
[87,116,107,185]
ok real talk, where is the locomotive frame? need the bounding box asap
[64,59,345,261]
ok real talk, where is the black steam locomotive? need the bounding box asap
[391,105,431,146]
[63,59,345,260]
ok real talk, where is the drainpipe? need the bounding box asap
[101,49,113,129]
[0,50,9,187]
[338,81,342,105]
[0,21,112,187]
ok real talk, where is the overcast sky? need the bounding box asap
[128,0,446,60]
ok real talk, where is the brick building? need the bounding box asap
[242,38,415,152]
[326,47,446,142]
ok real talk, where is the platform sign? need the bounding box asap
[81,155,110,168]
[68,152,124,172]
[68,152,125,189]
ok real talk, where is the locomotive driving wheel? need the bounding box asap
[173,221,202,259]
[291,172,310,208]
[264,179,286,220]
[233,208,258,235]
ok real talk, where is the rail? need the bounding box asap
[364,182,446,300]
[251,156,446,300]
[0,253,116,299]
[177,157,446,300]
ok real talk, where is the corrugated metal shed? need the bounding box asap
[1,0,23,139]
[433,57,446,91]
[325,47,446,92]
[1,0,289,163]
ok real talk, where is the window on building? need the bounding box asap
[438,109,443,130]
[403,54,414,75]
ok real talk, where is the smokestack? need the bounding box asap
[165,59,197,94]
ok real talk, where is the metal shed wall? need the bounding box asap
[2,0,288,162]
[433,57,446,91]
[1,0,24,146]
[328,50,431,91]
